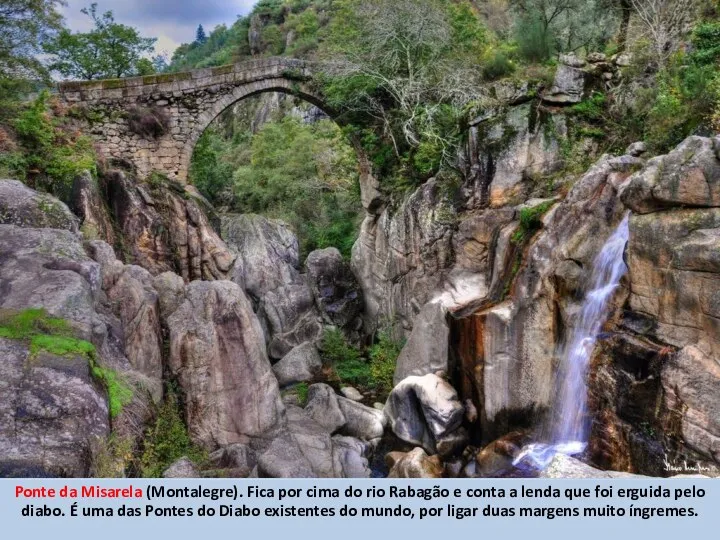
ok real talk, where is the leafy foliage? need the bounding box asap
[0,0,64,81]
[320,328,371,387]
[9,91,97,200]
[321,0,487,184]
[191,113,361,258]
[511,200,555,244]
[44,3,157,79]
[369,326,405,397]
[511,0,619,62]
[140,390,205,478]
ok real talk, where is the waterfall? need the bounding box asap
[514,213,630,469]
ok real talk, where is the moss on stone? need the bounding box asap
[0,307,133,419]
[90,364,133,419]
[211,65,234,76]
[102,79,126,90]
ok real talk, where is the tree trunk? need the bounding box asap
[617,0,632,51]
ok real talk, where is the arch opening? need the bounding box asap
[188,89,362,259]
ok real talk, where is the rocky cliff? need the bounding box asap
[1,63,719,477]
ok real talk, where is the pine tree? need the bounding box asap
[195,24,207,44]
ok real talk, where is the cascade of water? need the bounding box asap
[513,213,630,469]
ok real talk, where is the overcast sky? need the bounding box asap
[59,1,258,57]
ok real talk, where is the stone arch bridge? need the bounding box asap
[57,57,349,186]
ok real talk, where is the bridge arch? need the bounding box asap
[179,79,333,188]
[58,58,331,184]
[58,57,382,211]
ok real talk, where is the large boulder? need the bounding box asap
[386,447,443,478]
[542,54,587,104]
[0,225,101,340]
[305,383,346,433]
[222,214,300,301]
[272,342,322,387]
[540,454,642,478]
[166,280,284,448]
[621,136,720,213]
[0,224,131,476]
[87,241,163,394]
[304,383,386,440]
[254,406,371,478]
[162,457,199,478]
[393,301,449,384]
[0,179,79,232]
[258,283,323,359]
[0,338,109,477]
[305,247,363,329]
[384,374,464,454]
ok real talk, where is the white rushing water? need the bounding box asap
[514,214,630,469]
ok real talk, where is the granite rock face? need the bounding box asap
[105,169,235,281]
[305,247,363,329]
[166,280,284,449]
[222,214,300,301]
[0,179,79,232]
[0,338,109,477]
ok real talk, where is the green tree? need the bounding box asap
[195,24,207,44]
[322,0,487,179]
[0,0,64,117]
[44,3,156,79]
[510,0,618,61]
[0,0,64,80]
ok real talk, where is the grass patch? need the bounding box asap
[511,200,555,245]
[296,382,309,407]
[0,308,96,359]
[90,365,134,419]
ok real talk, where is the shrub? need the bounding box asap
[140,390,205,478]
[369,328,405,397]
[12,91,97,200]
[690,22,720,66]
[320,327,371,387]
[570,92,606,121]
[482,49,516,80]
[515,14,554,62]
[511,200,555,244]
[127,106,170,138]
